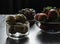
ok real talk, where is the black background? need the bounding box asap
[0,0,60,14]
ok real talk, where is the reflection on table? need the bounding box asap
[37,32,60,44]
[6,37,29,44]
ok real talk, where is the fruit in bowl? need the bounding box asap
[35,13,48,22]
[6,14,29,35]
[35,7,60,34]
[14,23,28,34]
[48,9,58,22]
[6,16,16,25]
[42,6,53,15]
[42,6,56,15]
[40,23,60,34]
[15,14,27,23]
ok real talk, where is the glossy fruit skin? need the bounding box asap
[40,24,48,31]
[35,13,47,22]
[34,14,40,21]
[6,16,16,25]
[20,25,28,34]
[15,15,27,23]
[19,8,36,26]
[19,8,36,20]
[43,6,53,15]
[48,9,58,22]
[14,24,28,34]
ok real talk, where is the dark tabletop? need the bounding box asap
[0,15,60,44]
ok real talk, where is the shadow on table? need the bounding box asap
[37,32,60,44]
[6,37,29,44]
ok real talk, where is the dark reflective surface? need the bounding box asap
[6,37,29,44]
[37,32,60,44]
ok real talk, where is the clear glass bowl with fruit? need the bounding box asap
[35,7,60,34]
[6,14,30,39]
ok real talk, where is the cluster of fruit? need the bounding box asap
[6,8,36,34]
[35,6,60,32]
[6,14,28,34]
[19,8,35,20]
[19,8,36,27]
[6,7,60,34]
[35,7,60,22]
[6,14,27,25]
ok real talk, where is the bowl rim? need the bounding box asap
[40,21,60,24]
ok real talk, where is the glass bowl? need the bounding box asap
[6,21,30,39]
[36,21,60,34]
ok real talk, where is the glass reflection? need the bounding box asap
[6,37,29,44]
[37,32,60,44]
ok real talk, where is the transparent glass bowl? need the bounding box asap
[6,21,30,39]
[36,21,60,34]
